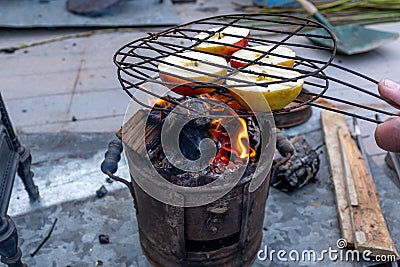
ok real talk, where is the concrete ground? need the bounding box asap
[1,0,400,266]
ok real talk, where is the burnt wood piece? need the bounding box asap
[270,136,319,192]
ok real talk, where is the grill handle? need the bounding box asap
[100,139,135,199]
[101,139,123,175]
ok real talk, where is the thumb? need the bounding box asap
[378,79,400,107]
[375,116,400,152]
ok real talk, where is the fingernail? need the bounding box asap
[384,79,400,90]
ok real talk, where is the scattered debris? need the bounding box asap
[96,185,108,198]
[98,234,109,244]
[271,136,320,192]
[30,218,58,257]
[2,48,16,54]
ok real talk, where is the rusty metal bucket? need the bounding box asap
[101,135,271,266]
[100,110,274,266]
[131,172,270,267]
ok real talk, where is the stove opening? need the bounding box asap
[185,232,240,252]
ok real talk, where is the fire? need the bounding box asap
[155,98,167,107]
[151,97,175,120]
[211,118,222,131]
[210,117,255,168]
[236,118,250,159]
[250,147,256,158]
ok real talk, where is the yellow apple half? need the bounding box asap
[158,51,228,96]
[230,45,296,68]
[226,65,304,111]
[193,26,250,56]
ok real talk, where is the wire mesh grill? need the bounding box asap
[114,13,399,124]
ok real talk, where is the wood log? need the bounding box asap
[321,110,354,247]
[338,127,398,257]
[321,109,398,257]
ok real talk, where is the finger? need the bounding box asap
[375,116,400,152]
[378,79,400,107]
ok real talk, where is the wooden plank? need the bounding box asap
[121,110,147,154]
[338,127,399,257]
[122,109,163,156]
[337,130,359,207]
[321,110,355,247]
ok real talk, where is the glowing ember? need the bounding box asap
[210,117,256,169]
[155,98,167,107]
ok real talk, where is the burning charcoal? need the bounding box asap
[179,118,212,160]
[96,185,108,198]
[146,100,261,187]
[98,234,110,244]
[271,136,320,192]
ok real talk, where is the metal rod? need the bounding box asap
[352,117,372,175]
[30,218,58,257]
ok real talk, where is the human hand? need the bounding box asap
[374,79,400,152]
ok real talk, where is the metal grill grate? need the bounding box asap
[114,13,399,123]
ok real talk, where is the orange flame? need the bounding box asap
[210,117,255,168]
[250,147,256,158]
[235,118,250,159]
[211,118,222,131]
[155,98,167,107]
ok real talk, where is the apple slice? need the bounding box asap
[231,45,296,68]
[226,65,304,111]
[193,26,250,56]
[158,51,228,96]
